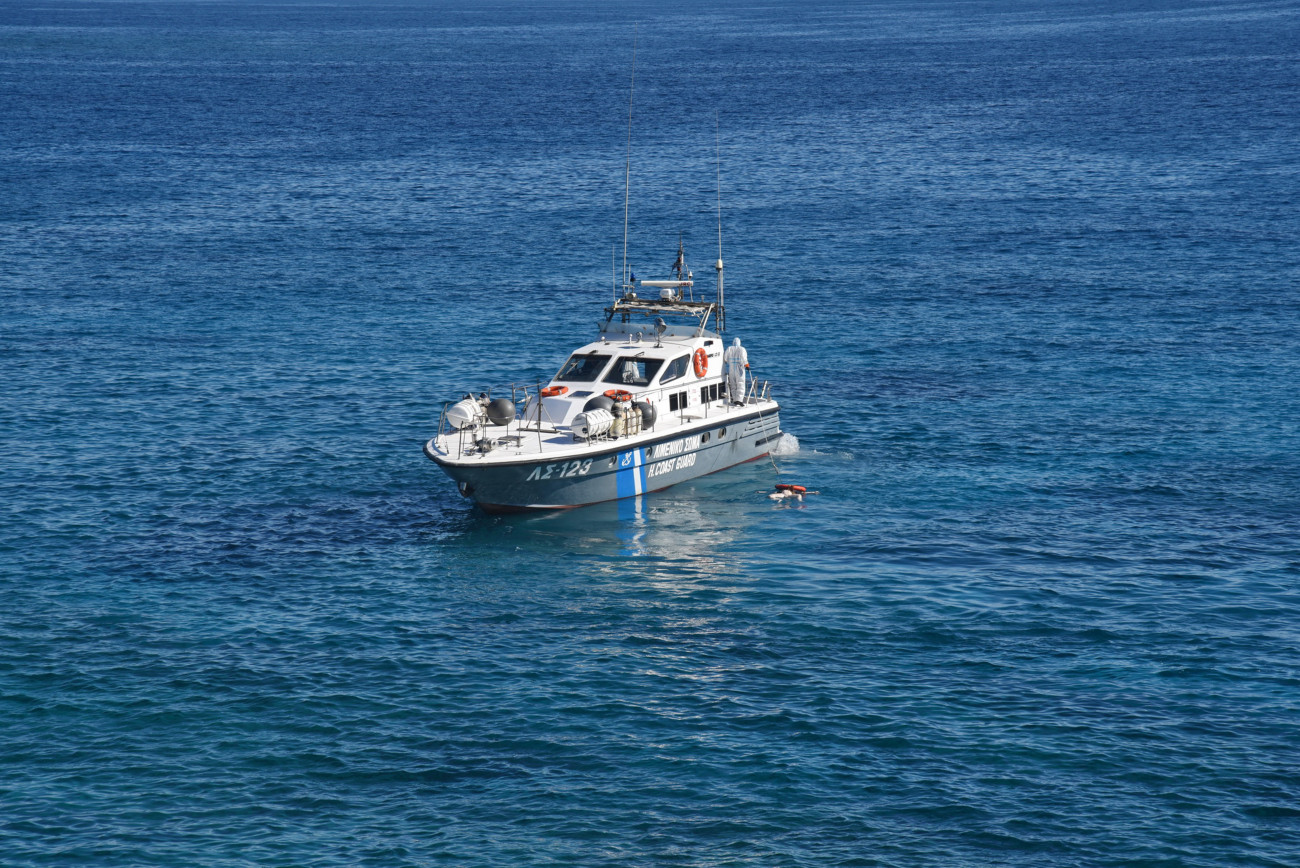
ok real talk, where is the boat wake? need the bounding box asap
[771,433,854,461]
[772,432,800,455]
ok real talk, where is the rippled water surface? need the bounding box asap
[3,1,1300,865]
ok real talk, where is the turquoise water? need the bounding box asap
[3,1,1299,864]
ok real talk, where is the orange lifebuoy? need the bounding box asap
[775,484,807,494]
[540,385,568,398]
[693,348,708,378]
[603,389,633,402]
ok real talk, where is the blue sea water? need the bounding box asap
[3,0,1300,864]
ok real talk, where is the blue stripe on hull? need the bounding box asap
[615,447,646,500]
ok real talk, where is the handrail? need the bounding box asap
[742,377,773,405]
[432,375,768,458]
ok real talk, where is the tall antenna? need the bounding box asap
[714,110,725,331]
[621,25,638,291]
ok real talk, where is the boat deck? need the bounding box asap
[430,393,777,466]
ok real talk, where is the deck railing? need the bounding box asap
[432,377,776,459]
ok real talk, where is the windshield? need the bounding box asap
[555,353,611,382]
[603,356,664,387]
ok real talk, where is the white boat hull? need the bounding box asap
[426,405,781,513]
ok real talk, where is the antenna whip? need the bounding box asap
[715,110,725,331]
[621,25,638,290]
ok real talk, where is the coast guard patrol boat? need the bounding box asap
[424,245,781,512]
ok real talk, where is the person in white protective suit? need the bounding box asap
[724,337,749,404]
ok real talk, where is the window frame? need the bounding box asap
[554,353,612,383]
[658,354,691,385]
[602,355,665,387]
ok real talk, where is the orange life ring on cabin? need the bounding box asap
[540,385,568,398]
[603,389,633,403]
[693,348,708,378]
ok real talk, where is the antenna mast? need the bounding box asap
[621,26,638,291]
[715,111,725,331]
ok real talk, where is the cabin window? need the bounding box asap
[603,356,664,387]
[659,354,691,385]
[719,428,726,437]
[555,353,611,382]
[669,393,679,412]
[701,432,711,444]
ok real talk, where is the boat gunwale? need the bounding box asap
[425,403,780,469]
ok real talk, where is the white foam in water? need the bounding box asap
[772,432,800,455]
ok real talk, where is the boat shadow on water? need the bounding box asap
[414,433,815,577]
[441,459,789,561]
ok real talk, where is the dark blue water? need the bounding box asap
[4,1,1300,864]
